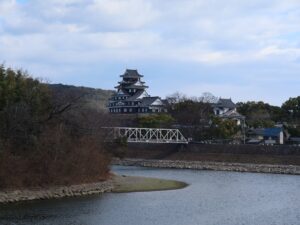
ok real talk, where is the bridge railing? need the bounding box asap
[103,127,188,144]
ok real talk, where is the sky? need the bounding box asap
[0,0,300,106]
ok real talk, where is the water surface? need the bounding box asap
[1,166,300,225]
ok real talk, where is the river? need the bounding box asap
[1,166,300,225]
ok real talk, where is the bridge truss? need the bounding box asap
[104,127,188,144]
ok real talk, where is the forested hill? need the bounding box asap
[48,84,114,112]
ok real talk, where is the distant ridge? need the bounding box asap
[48,83,114,112]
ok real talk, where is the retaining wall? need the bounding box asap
[127,143,300,155]
[113,158,300,175]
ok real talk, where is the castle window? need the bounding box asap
[124,108,127,113]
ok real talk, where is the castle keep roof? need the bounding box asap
[120,69,143,78]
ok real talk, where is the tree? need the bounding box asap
[198,92,219,103]
[169,100,212,125]
[0,65,112,189]
[0,66,51,147]
[237,101,283,128]
[282,96,300,121]
[165,92,188,105]
[282,96,300,137]
[207,117,239,139]
[166,95,213,139]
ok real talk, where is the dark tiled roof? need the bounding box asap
[219,109,245,119]
[140,97,163,107]
[126,90,149,101]
[214,98,236,109]
[120,69,143,78]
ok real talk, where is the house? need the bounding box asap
[247,127,284,145]
[108,69,166,114]
[211,98,245,125]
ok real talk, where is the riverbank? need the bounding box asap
[0,180,114,204]
[0,174,187,204]
[113,158,300,175]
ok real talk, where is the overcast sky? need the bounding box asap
[1,0,300,106]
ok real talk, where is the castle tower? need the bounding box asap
[108,69,166,114]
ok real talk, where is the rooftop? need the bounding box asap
[213,98,236,109]
[140,97,163,107]
[219,109,245,120]
[251,128,283,137]
[120,69,143,78]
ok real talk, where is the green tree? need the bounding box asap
[137,114,174,128]
[282,96,300,121]
[208,117,239,139]
[282,96,300,136]
[0,65,51,148]
[237,101,282,128]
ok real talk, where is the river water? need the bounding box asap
[1,166,300,225]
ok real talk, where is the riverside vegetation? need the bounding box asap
[0,65,112,190]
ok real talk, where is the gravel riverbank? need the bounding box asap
[0,180,113,204]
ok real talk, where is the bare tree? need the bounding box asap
[198,92,219,103]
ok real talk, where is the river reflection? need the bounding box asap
[1,166,300,225]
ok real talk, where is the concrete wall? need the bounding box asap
[127,143,300,155]
[114,158,300,175]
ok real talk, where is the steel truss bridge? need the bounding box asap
[104,127,188,144]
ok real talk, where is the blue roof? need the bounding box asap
[263,128,282,137]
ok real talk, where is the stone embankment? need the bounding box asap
[113,158,300,175]
[0,180,113,204]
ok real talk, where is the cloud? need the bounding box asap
[0,0,300,105]
[2,0,300,64]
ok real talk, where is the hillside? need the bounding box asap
[48,84,114,112]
